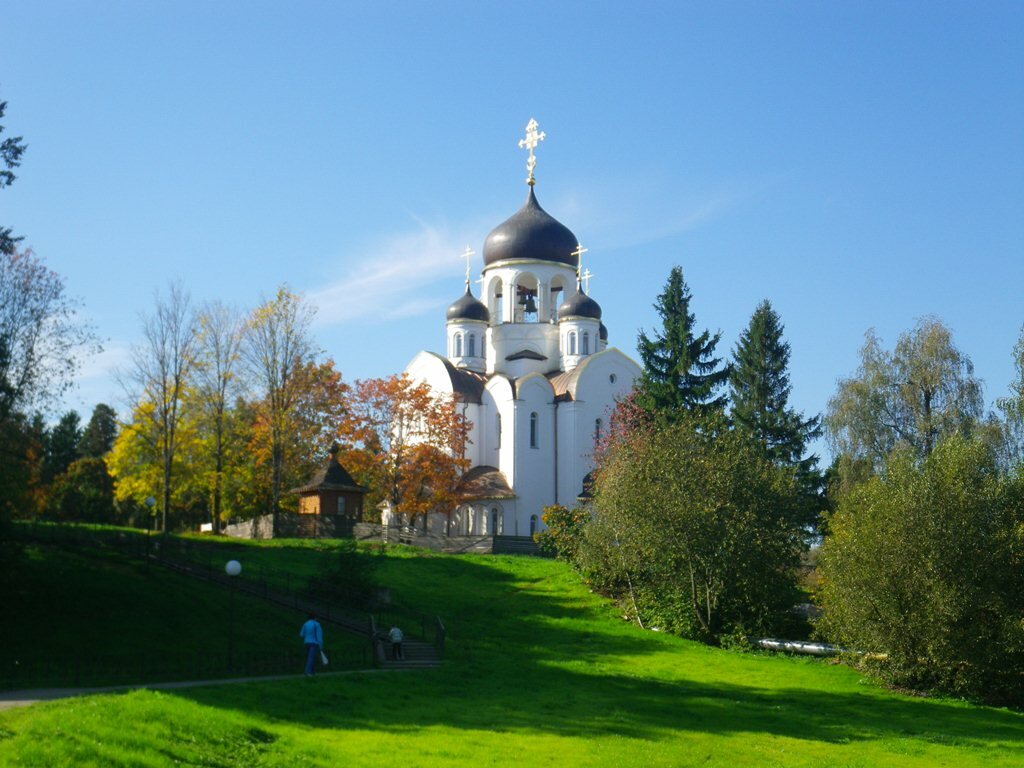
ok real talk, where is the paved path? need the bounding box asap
[0,669,397,712]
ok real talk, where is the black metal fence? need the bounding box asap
[7,523,443,688]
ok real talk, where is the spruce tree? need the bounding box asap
[730,300,821,476]
[636,266,728,419]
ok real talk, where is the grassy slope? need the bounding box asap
[1,540,1022,767]
[2,541,367,688]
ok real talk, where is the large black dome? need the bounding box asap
[483,187,579,267]
[558,289,602,321]
[447,288,490,322]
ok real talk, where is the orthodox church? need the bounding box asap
[402,120,641,539]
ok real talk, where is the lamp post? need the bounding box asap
[225,560,241,672]
[144,497,156,563]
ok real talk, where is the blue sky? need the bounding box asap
[3,1,1022,460]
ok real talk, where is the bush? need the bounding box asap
[536,504,589,560]
[577,411,807,643]
[816,436,1024,706]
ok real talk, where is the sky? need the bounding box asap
[3,1,1022,461]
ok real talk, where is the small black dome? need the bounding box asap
[558,289,602,321]
[447,288,490,322]
[483,187,579,267]
[599,322,608,341]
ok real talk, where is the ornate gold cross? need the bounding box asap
[460,246,475,286]
[518,118,546,186]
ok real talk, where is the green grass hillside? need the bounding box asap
[1,536,1022,767]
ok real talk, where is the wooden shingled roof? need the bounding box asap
[456,465,516,501]
[290,444,368,495]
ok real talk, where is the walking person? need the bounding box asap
[300,613,324,676]
[389,625,404,660]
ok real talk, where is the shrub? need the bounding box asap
[577,411,807,643]
[536,504,589,560]
[816,436,1024,706]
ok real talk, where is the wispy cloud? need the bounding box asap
[309,219,485,327]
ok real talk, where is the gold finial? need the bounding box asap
[460,246,475,287]
[570,243,588,287]
[518,118,546,186]
[581,268,595,293]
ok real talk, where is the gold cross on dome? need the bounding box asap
[581,268,595,293]
[460,246,475,286]
[570,242,588,285]
[518,118,546,186]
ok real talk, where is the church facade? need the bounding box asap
[401,121,641,539]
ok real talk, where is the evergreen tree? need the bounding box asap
[44,410,81,482]
[79,403,118,458]
[636,266,728,419]
[729,300,821,476]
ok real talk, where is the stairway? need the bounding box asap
[378,639,441,669]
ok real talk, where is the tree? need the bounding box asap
[48,457,117,523]
[816,436,1024,706]
[79,403,118,459]
[578,410,806,643]
[338,374,470,527]
[243,286,317,524]
[43,409,81,482]
[636,266,728,419]
[826,317,984,472]
[0,249,97,424]
[730,300,822,512]
[193,302,246,530]
[0,96,28,256]
[996,325,1024,463]
[536,504,589,561]
[123,283,198,531]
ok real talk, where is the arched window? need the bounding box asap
[530,514,538,536]
[582,331,589,355]
[530,412,539,448]
[492,508,501,535]
[594,418,603,444]
[454,333,463,357]
[568,331,577,355]
[468,333,476,357]
[496,413,501,449]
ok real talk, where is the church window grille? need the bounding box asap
[530,412,539,448]
[468,333,476,357]
[492,508,501,535]
[454,333,463,357]
[568,332,577,355]
[582,331,590,355]
[595,418,603,444]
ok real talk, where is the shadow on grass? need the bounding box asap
[171,550,1024,751]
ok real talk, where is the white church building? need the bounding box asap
[401,121,641,540]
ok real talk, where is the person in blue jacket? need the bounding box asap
[299,613,324,676]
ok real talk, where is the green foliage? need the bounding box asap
[997,324,1024,463]
[817,435,1024,706]
[730,300,821,471]
[636,266,728,419]
[47,457,117,523]
[79,403,117,458]
[826,318,984,475]
[579,411,806,643]
[536,504,589,560]
[43,409,81,482]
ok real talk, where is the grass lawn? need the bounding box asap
[1,539,368,689]
[1,535,1021,766]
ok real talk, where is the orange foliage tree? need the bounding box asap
[338,374,471,527]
